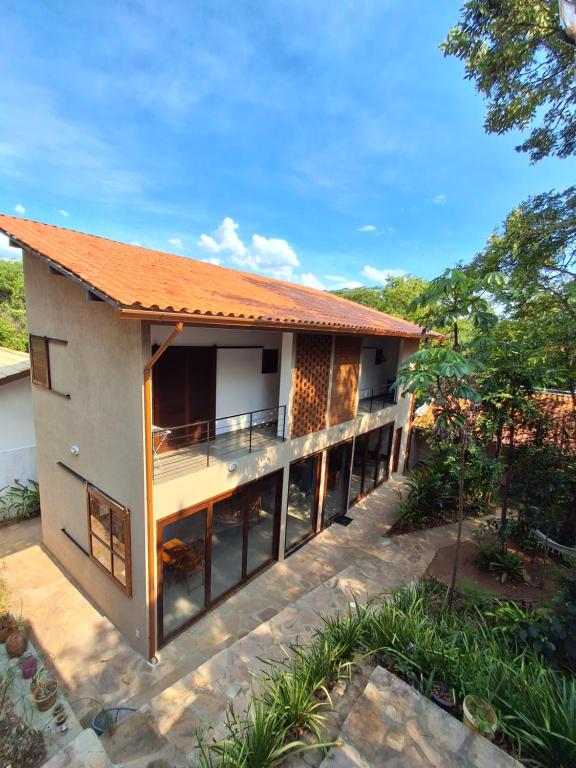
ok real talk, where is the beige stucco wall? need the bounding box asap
[22,252,149,656]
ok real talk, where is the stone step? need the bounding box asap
[319,667,522,768]
[42,728,112,768]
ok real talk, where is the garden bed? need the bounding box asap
[192,581,575,767]
[426,540,560,604]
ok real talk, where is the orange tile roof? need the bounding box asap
[0,214,427,337]
[412,393,576,455]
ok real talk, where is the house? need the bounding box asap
[0,214,427,660]
[405,391,576,471]
[0,346,36,492]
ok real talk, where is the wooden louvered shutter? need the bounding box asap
[29,335,51,389]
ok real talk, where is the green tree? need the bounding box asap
[471,186,576,400]
[333,274,430,324]
[0,260,27,351]
[398,268,499,607]
[443,0,576,162]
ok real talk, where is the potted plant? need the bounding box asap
[430,680,455,710]
[31,669,59,711]
[6,620,28,657]
[0,613,16,643]
[19,654,38,679]
[463,695,497,739]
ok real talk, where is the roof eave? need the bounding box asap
[117,306,428,338]
[6,235,121,309]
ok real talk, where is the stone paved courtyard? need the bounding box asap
[0,476,496,766]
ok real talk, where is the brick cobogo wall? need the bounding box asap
[291,334,332,438]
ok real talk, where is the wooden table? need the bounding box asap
[162,538,205,593]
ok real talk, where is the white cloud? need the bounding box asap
[58,209,69,217]
[197,217,246,258]
[357,224,395,236]
[433,194,447,205]
[361,265,407,284]
[358,224,377,232]
[202,256,221,266]
[0,233,22,260]
[300,273,326,290]
[198,217,299,280]
[13,203,25,215]
[130,240,142,246]
[168,237,184,249]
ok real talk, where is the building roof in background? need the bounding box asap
[0,346,30,385]
[0,214,427,338]
[412,392,576,455]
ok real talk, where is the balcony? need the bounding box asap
[152,406,287,481]
[358,386,397,415]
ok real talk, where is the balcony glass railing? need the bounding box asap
[152,405,287,481]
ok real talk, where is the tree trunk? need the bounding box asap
[448,433,466,611]
[500,419,515,550]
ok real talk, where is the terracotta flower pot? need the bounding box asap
[33,681,59,712]
[6,628,28,657]
[0,614,16,643]
[19,655,38,679]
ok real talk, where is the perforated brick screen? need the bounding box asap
[291,334,332,438]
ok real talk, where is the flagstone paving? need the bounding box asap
[319,667,522,768]
[0,476,486,767]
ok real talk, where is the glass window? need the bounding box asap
[323,441,352,525]
[349,434,367,504]
[246,473,279,574]
[364,429,381,495]
[87,486,131,595]
[377,425,393,483]
[161,508,207,637]
[285,454,320,554]
[211,493,244,601]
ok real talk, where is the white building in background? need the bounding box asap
[0,346,36,490]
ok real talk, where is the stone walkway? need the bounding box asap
[0,476,485,766]
[320,667,522,767]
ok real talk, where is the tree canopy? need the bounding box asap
[443,0,576,162]
[333,274,430,324]
[0,260,27,351]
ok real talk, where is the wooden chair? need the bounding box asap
[248,496,262,526]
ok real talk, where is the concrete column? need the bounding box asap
[277,332,294,439]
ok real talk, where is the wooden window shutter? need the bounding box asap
[29,335,51,389]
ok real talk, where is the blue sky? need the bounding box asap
[0,0,573,289]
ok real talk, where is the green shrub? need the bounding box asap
[391,444,500,534]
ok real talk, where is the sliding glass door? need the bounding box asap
[322,440,353,526]
[285,453,321,554]
[348,423,394,507]
[159,507,207,638]
[158,470,282,645]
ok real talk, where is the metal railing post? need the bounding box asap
[206,421,210,467]
[249,411,253,453]
[282,405,287,440]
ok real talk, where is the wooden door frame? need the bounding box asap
[156,468,283,648]
[392,427,403,474]
[321,438,354,528]
[378,420,395,483]
[284,451,323,557]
